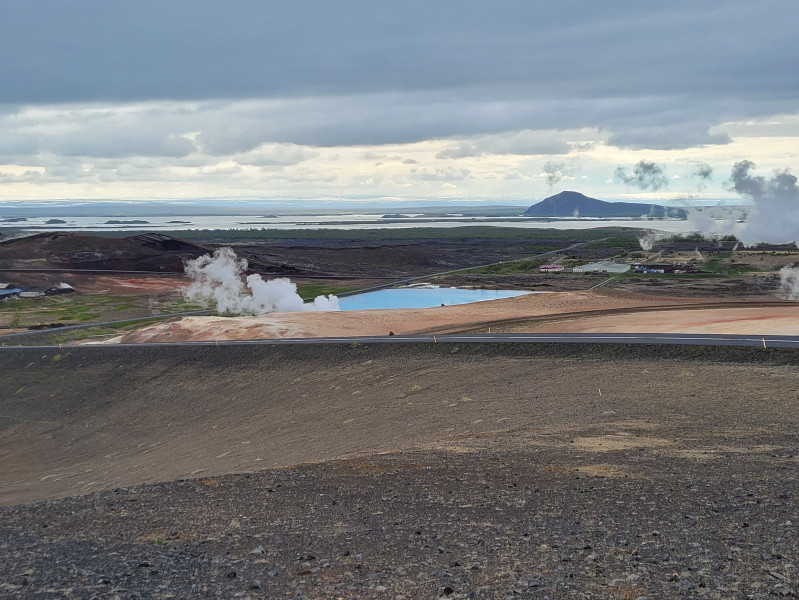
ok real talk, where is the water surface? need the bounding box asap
[338,287,533,311]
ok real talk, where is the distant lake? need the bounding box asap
[0,213,702,234]
[337,287,535,310]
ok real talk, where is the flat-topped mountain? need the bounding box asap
[524,191,687,219]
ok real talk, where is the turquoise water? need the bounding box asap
[338,287,532,311]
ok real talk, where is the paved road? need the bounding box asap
[3,332,799,350]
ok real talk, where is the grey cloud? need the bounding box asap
[0,0,797,162]
[719,117,799,138]
[2,1,796,107]
[728,160,799,245]
[0,2,795,159]
[615,160,669,191]
[691,162,713,191]
[0,169,45,184]
[409,167,472,181]
[436,144,482,159]
[606,126,731,150]
[0,91,795,160]
[235,143,318,167]
[273,167,338,184]
[692,163,713,181]
[0,105,198,158]
[568,141,596,152]
[201,164,244,176]
[436,131,570,159]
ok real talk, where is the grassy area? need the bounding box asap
[296,284,362,300]
[583,235,642,250]
[462,257,551,275]
[161,298,205,313]
[659,233,739,243]
[0,293,205,328]
[48,326,123,344]
[1,295,114,326]
[701,257,758,276]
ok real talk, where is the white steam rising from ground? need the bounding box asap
[726,161,799,301]
[779,265,799,301]
[184,247,339,315]
[637,230,669,252]
[730,160,799,247]
[636,161,799,301]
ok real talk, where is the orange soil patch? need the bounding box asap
[77,275,187,295]
[105,290,702,343]
[526,305,799,335]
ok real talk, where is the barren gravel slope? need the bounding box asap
[2,343,799,598]
[2,343,799,506]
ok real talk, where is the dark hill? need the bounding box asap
[0,231,323,276]
[524,191,687,219]
[0,232,211,272]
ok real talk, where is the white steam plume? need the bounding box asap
[637,230,669,252]
[729,160,799,246]
[694,247,704,261]
[778,265,799,301]
[183,247,339,315]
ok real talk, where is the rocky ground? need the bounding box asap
[2,343,799,598]
[2,444,798,600]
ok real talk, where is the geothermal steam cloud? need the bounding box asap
[184,247,339,315]
[779,265,799,301]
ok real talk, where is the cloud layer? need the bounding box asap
[0,1,798,200]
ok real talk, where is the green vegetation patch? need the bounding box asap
[462,257,550,275]
[583,235,642,250]
[296,284,361,300]
[701,258,758,276]
[48,327,123,344]
[1,293,205,329]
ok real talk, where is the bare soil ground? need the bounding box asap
[101,290,795,343]
[1,343,798,598]
[2,230,795,342]
[508,304,799,335]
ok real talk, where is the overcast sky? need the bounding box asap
[1,0,798,203]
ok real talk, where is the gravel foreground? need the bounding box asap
[2,442,798,599]
[2,342,799,598]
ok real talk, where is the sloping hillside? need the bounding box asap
[2,342,798,505]
[524,191,688,218]
[0,232,210,272]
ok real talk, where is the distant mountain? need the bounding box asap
[524,191,688,219]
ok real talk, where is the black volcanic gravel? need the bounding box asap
[2,447,797,599]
